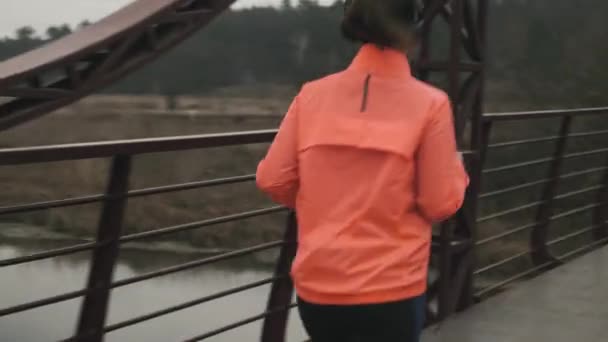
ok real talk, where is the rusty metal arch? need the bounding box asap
[0,0,236,131]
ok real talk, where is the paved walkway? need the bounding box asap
[423,245,608,342]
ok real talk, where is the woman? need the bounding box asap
[256,0,469,341]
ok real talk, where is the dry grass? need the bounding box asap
[0,95,287,249]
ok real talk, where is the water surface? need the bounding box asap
[0,240,307,342]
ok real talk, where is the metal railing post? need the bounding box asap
[261,211,297,342]
[531,116,572,265]
[436,0,467,320]
[438,122,493,318]
[448,0,464,141]
[75,155,131,341]
[437,220,454,321]
[458,120,492,309]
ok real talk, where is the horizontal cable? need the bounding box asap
[0,175,255,216]
[476,207,603,247]
[473,250,531,276]
[488,136,563,149]
[566,129,608,139]
[480,167,608,199]
[0,241,287,318]
[103,276,284,336]
[558,236,608,260]
[559,166,608,180]
[483,148,608,175]
[0,194,106,216]
[0,288,88,317]
[483,107,608,122]
[554,185,604,201]
[119,206,287,243]
[563,147,608,161]
[127,174,256,198]
[476,227,608,298]
[477,202,599,230]
[182,303,298,342]
[547,225,598,247]
[111,241,287,289]
[0,241,97,267]
[1,192,269,268]
[488,129,608,149]
[477,201,544,223]
[483,157,554,175]
[476,221,539,247]
[480,178,549,199]
[550,203,599,221]
[475,260,553,298]
[60,277,286,342]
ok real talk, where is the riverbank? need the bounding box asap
[0,223,228,254]
[0,222,279,268]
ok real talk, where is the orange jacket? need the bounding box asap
[257,44,469,305]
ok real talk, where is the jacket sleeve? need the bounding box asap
[416,97,470,223]
[256,95,300,208]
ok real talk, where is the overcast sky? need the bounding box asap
[0,0,334,37]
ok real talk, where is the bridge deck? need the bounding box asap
[423,245,608,342]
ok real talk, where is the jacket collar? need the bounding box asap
[348,44,412,80]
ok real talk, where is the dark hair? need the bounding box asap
[341,0,418,49]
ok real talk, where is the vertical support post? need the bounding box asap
[448,0,464,141]
[416,0,488,321]
[470,0,489,153]
[75,155,131,341]
[450,179,474,313]
[261,211,298,342]
[458,119,492,310]
[425,0,489,319]
[437,221,454,320]
[531,116,572,265]
[435,0,464,322]
[592,160,608,240]
[414,0,436,82]
[455,0,489,311]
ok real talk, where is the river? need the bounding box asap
[0,239,308,342]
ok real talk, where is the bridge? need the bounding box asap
[423,245,607,342]
[0,1,607,341]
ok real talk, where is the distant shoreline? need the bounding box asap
[0,222,233,256]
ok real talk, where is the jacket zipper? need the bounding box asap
[360,74,371,112]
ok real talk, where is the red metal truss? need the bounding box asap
[0,0,236,131]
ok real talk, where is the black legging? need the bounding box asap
[297,295,426,342]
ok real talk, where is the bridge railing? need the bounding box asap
[0,107,607,341]
[0,130,301,342]
[473,107,608,298]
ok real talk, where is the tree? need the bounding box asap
[15,26,36,40]
[0,0,605,109]
[46,24,72,40]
